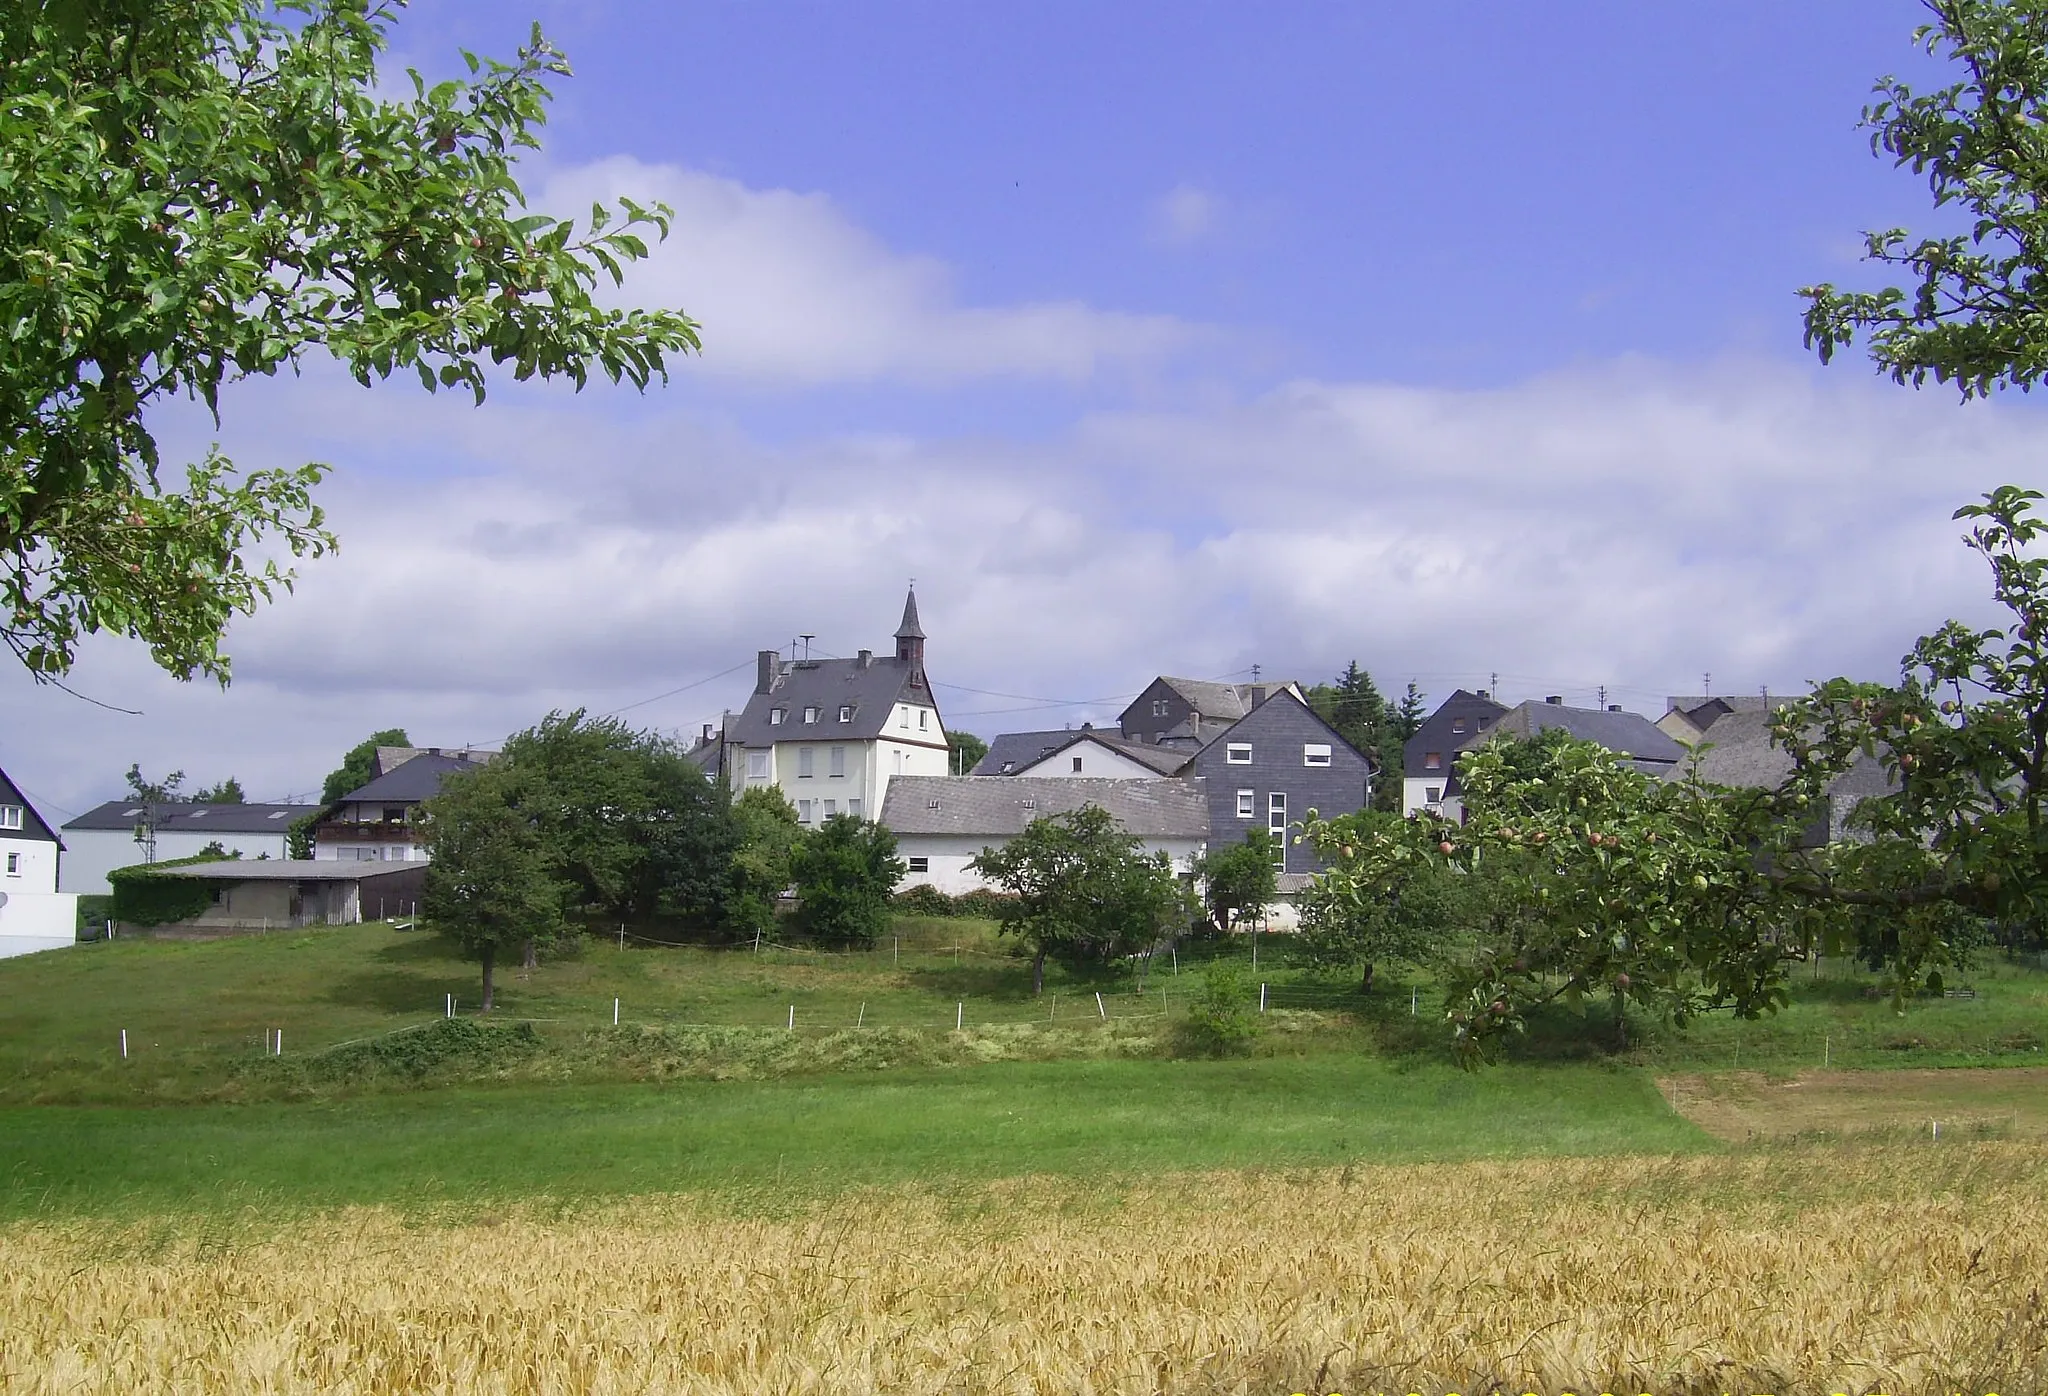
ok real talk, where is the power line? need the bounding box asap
[600,658,755,718]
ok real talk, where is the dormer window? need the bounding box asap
[770,708,786,726]
[838,705,853,722]
[803,706,820,724]
[1452,718,1468,734]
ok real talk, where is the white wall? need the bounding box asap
[2,833,59,894]
[59,828,294,896]
[0,891,78,957]
[896,833,1206,896]
[1012,739,1166,780]
[1401,776,1455,819]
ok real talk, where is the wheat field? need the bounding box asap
[4,1144,2043,1396]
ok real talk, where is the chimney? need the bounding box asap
[756,649,778,695]
[1477,689,1489,700]
[701,723,714,746]
[1545,695,1563,705]
[1249,685,1267,707]
[857,648,872,669]
[1607,705,1623,713]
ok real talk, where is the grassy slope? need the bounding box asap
[0,1057,1707,1220]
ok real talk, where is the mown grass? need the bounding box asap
[0,1054,1708,1221]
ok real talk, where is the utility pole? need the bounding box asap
[1597,684,1607,708]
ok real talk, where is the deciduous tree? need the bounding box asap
[1191,828,1279,936]
[791,814,904,948]
[420,761,564,1013]
[1,0,698,681]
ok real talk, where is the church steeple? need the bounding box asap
[894,587,925,668]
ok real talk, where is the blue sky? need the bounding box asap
[5,0,2041,815]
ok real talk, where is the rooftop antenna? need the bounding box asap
[799,633,815,660]
[1251,663,1262,683]
[1597,684,1608,708]
[1703,672,1712,698]
[1490,672,1499,697]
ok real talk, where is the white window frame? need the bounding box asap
[830,746,847,778]
[1225,743,1252,765]
[4,851,18,875]
[1303,743,1331,767]
[1071,756,1083,773]
[1236,790,1254,819]
[1426,786,1443,803]
[803,706,820,724]
[838,705,854,723]
[907,855,929,874]
[1452,718,1468,734]
[918,709,929,730]
[797,799,815,823]
[769,708,785,726]
[899,708,910,729]
[1268,792,1288,870]
[823,799,838,817]
[848,798,862,818]
[1424,751,1442,770]
[0,805,22,830]
[798,747,815,779]
[745,750,771,780]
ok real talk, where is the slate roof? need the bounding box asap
[972,729,1186,776]
[337,753,486,804]
[148,859,425,883]
[1681,708,1896,798]
[0,763,63,845]
[724,654,936,748]
[1465,701,1687,768]
[895,590,925,641]
[65,800,317,834]
[1155,676,1303,722]
[880,777,1211,839]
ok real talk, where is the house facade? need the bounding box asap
[312,750,490,862]
[1401,689,1508,816]
[880,776,1210,896]
[711,591,951,827]
[1670,703,1893,845]
[1116,676,1304,751]
[0,764,75,957]
[1178,689,1375,879]
[60,799,319,895]
[124,860,429,935]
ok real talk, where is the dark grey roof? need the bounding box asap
[337,753,485,804]
[149,859,424,883]
[1664,695,1775,735]
[881,776,1211,839]
[0,764,62,845]
[1405,689,1509,777]
[1468,701,1687,766]
[724,654,936,748]
[1681,708,1896,798]
[972,728,1185,776]
[1154,676,1303,722]
[895,589,925,641]
[65,799,318,834]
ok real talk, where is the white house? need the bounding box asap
[311,749,490,862]
[60,799,318,895]
[970,727,1186,779]
[879,776,1210,895]
[1,764,77,957]
[706,590,952,827]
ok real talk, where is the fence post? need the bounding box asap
[1172,946,1178,975]
[956,1001,963,1031]
[1095,991,1106,1020]
[787,1004,794,1031]
[614,997,620,1027]
[1411,987,1417,1017]
[858,1002,866,1028]
[120,1029,127,1059]
[275,1029,282,1056]
[1260,983,1268,1014]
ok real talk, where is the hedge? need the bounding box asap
[107,851,240,927]
[889,885,1020,919]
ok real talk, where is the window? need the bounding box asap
[1303,743,1331,767]
[746,750,770,780]
[0,805,20,830]
[838,705,853,723]
[1426,786,1443,803]
[847,798,862,818]
[918,709,928,730]
[4,852,17,875]
[1152,699,1168,718]
[798,799,816,823]
[1071,756,1083,773]
[1268,793,1288,870]
[770,708,785,726]
[1225,743,1252,765]
[899,709,909,729]
[1451,718,1468,734]
[1236,790,1254,819]
[830,746,846,778]
[383,806,406,823]
[823,799,838,817]
[1424,751,1442,770]
[798,747,815,779]
[907,856,929,874]
[803,706,820,724]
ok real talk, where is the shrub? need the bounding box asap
[107,851,240,927]
[1174,962,1262,1058]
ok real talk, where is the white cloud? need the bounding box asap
[4,305,2035,815]
[1152,184,1221,246]
[538,158,1207,386]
